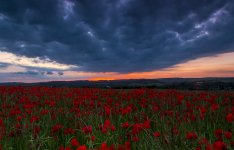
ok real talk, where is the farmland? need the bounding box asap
[0,86,233,150]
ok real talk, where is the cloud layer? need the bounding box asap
[0,0,234,81]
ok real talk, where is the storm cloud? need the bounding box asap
[0,0,234,73]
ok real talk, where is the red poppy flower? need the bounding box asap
[59,146,72,150]
[52,124,63,133]
[205,144,212,150]
[224,131,232,139]
[153,132,161,138]
[90,135,95,141]
[64,128,75,135]
[104,106,111,116]
[132,136,140,142]
[152,106,159,112]
[70,138,79,147]
[186,132,197,140]
[82,126,92,134]
[211,104,219,111]
[102,128,108,134]
[33,126,40,135]
[0,119,3,127]
[132,123,142,135]
[104,119,111,129]
[214,129,223,140]
[213,141,227,150]
[226,113,234,123]
[76,145,87,150]
[121,122,130,128]
[142,119,151,129]
[198,137,208,145]
[99,142,109,150]
[30,116,39,123]
[111,125,116,131]
[196,147,201,150]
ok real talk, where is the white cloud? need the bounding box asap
[117,0,132,8]
[176,6,231,45]
[87,31,94,38]
[194,7,230,30]
[167,30,183,42]
[0,65,26,73]
[63,0,75,20]
[0,13,8,21]
[0,51,75,70]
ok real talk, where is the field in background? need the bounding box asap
[0,87,233,150]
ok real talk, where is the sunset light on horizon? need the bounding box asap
[78,51,234,81]
[0,51,233,82]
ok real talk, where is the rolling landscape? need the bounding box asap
[1,78,234,90]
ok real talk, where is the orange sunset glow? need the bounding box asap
[88,52,234,81]
[1,51,233,83]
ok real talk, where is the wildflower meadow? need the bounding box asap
[0,86,233,150]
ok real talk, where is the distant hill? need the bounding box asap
[0,77,234,90]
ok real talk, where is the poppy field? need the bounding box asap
[0,86,233,150]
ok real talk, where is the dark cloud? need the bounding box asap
[14,70,41,76]
[0,63,8,68]
[0,0,234,73]
[12,67,65,76]
[58,72,64,76]
[46,71,54,75]
[13,70,60,76]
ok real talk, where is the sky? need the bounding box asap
[0,0,234,82]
